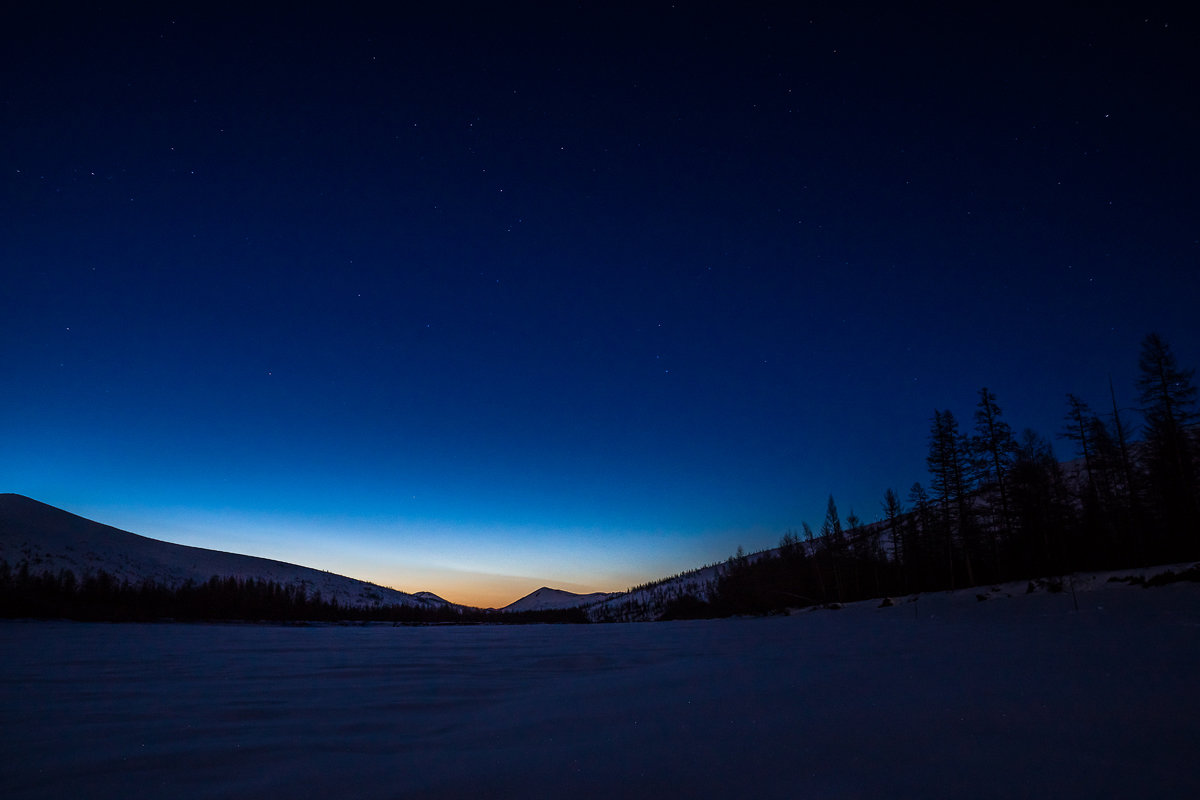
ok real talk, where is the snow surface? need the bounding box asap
[0,494,441,608]
[4,579,1199,798]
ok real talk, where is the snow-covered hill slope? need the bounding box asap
[502,586,617,612]
[0,494,445,609]
[589,563,724,621]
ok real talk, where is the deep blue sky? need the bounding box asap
[3,4,1197,606]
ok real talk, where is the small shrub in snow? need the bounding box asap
[1144,566,1200,587]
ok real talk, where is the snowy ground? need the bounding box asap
[3,580,1199,799]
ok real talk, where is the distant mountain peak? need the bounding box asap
[502,586,617,612]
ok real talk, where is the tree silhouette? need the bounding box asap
[1136,333,1200,550]
[971,387,1017,579]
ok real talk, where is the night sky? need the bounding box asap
[4,5,1197,607]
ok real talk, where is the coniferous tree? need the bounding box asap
[801,521,827,602]
[1108,376,1142,516]
[821,495,845,602]
[927,410,975,587]
[882,488,905,591]
[1059,393,1114,544]
[906,482,934,587]
[1009,429,1070,575]
[1136,333,1200,552]
[1061,394,1097,485]
[971,387,1017,579]
[1087,413,1137,562]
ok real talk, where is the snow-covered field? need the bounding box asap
[4,580,1199,799]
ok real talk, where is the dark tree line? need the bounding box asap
[5,333,1195,624]
[674,333,1200,618]
[0,563,587,624]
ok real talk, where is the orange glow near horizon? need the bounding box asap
[57,503,695,611]
[370,569,623,610]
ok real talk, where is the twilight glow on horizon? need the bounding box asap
[3,5,1197,607]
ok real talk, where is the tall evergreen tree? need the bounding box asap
[801,521,827,602]
[971,387,1017,578]
[907,482,934,587]
[1087,416,1122,508]
[1108,376,1141,514]
[1009,429,1070,574]
[882,487,905,591]
[1085,412,1145,565]
[1060,393,1129,562]
[1136,333,1199,551]
[1061,394,1103,503]
[927,409,975,587]
[821,495,846,602]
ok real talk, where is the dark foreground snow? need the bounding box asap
[3,582,1199,799]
